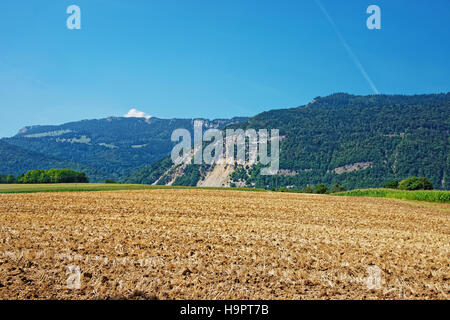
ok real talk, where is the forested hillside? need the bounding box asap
[2,116,247,179]
[123,93,450,190]
[0,140,107,182]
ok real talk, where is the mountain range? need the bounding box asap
[1,117,247,181]
[1,93,449,190]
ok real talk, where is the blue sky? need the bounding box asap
[0,0,449,137]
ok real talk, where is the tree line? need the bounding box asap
[383,177,433,191]
[0,169,89,184]
[272,176,434,194]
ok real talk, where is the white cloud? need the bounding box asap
[124,108,152,120]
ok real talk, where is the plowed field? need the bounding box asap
[0,189,448,299]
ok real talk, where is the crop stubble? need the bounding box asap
[0,189,448,299]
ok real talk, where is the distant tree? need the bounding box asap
[19,169,88,184]
[76,172,89,183]
[22,169,49,184]
[48,168,88,183]
[383,180,399,189]
[302,185,315,193]
[16,173,25,184]
[314,184,329,194]
[6,174,16,184]
[0,174,7,184]
[398,177,433,191]
[330,184,346,193]
[105,179,117,184]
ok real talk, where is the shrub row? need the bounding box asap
[0,169,88,184]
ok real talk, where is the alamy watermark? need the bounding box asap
[66,265,81,289]
[171,120,280,175]
[66,5,81,30]
[66,4,380,31]
[367,5,381,30]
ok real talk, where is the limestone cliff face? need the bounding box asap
[197,164,235,187]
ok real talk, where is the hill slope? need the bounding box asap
[2,116,247,179]
[0,140,108,182]
[123,93,450,190]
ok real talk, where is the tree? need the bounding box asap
[302,185,315,193]
[330,184,346,193]
[16,173,25,184]
[17,169,88,184]
[22,169,49,184]
[398,177,433,191]
[47,168,88,183]
[75,172,89,183]
[383,180,399,189]
[314,184,329,194]
[6,174,16,184]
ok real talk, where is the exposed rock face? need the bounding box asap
[333,162,373,174]
[277,169,297,176]
[197,164,235,187]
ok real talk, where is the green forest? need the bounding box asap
[1,117,247,180]
[0,169,89,184]
[122,93,450,190]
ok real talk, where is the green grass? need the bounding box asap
[3,184,448,204]
[0,183,266,194]
[334,188,450,203]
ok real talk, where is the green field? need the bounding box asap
[0,183,157,194]
[334,188,450,203]
[1,184,449,204]
[0,183,265,194]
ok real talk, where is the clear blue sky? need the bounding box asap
[0,0,449,137]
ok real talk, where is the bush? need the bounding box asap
[314,184,329,194]
[329,184,346,193]
[398,177,433,191]
[0,174,15,184]
[16,173,25,183]
[383,180,399,189]
[105,179,118,184]
[302,185,315,193]
[334,189,450,203]
[6,174,16,184]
